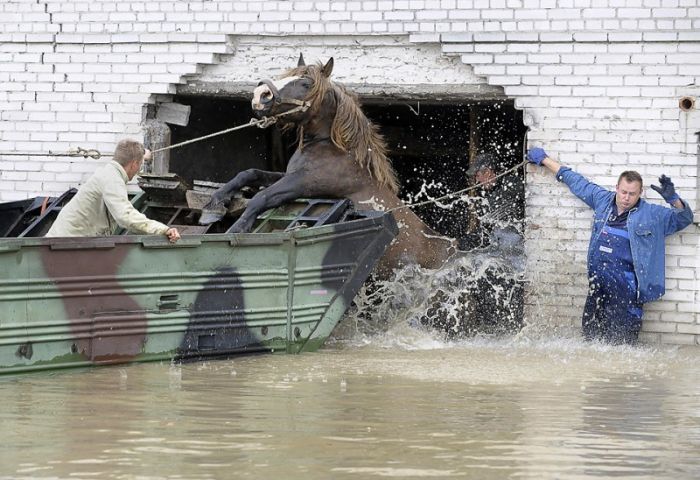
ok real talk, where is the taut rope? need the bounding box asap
[151,105,307,154]
[0,105,309,160]
[388,160,529,213]
[0,146,106,159]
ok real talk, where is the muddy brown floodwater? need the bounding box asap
[1,332,699,480]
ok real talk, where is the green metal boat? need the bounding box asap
[0,187,397,375]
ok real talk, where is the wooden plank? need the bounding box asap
[156,102,191,127]
[185,190,247,215]
[193,180,225,191]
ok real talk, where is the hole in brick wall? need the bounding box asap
[168,95,526,238]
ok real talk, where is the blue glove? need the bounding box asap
[650,174,680,204]
[527,148,547,166]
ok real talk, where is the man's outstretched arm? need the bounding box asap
[527,147,611,211]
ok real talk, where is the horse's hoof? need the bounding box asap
[199,208,226,225]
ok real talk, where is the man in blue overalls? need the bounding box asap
[527,148,694,344]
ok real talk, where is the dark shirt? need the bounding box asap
[607,209,630,229]
[606,198,639,230]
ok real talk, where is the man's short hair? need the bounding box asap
[617,170,643,189]
[113,139,145,167]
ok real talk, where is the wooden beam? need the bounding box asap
[156,102,191,127]
[143,119,171,174]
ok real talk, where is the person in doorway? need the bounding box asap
[46,139,181,242]
[458,152,526,335]
[459,152,525,252]
[527,147,693,344]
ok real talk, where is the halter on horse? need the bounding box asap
[200,55,455,277]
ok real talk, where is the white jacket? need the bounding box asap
[46,161,169,237]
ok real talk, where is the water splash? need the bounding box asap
[340,163,531,349]
[335,249,526,347]
[333,249,686,378]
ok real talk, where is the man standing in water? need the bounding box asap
[527,147,694,344]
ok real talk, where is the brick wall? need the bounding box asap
[1,0,698,343]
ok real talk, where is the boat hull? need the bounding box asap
[0,213,397,374]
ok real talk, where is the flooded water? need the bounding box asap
[2,334,700,479]
[1,245,698,479]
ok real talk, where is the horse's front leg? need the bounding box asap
[228,174,306,233]
[200,169,285,225]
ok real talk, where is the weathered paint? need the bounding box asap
[0,211,397,374]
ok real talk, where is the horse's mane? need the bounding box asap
[284,63,399,194]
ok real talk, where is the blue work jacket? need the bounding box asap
[556,167,694,303]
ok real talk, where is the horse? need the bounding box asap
[200,55,456,277]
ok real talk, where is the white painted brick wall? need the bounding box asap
[1,0,699,344]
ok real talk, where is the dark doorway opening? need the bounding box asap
[169,95,527,238]
[363,100,527,239]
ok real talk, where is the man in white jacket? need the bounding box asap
[46,139,180,242]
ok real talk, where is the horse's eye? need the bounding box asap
[299,79,312,88]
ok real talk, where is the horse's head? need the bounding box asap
[251,54,334,122]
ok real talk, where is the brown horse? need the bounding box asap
[200,55,455,277]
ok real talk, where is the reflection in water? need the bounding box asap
[1,339,700,479]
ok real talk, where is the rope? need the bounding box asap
[388,160,529,213]
[151,110,294,154]
[0,105,308,159]
[0,146,107,159]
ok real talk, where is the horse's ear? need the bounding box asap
[297,53,305,67]
[322,57,334,77]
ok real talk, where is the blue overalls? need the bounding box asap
[582,204,644,344]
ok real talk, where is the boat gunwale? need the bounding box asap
[0,210,394,250]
